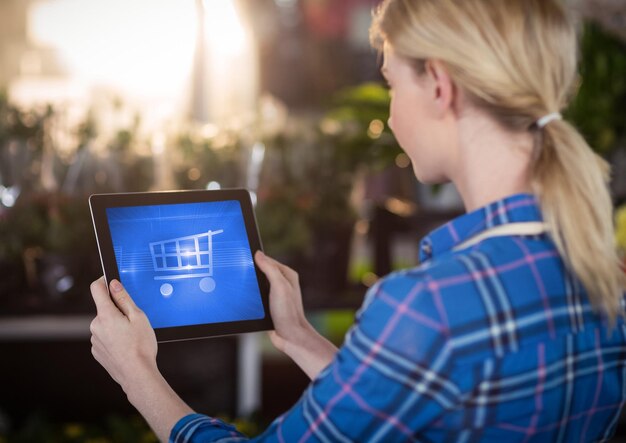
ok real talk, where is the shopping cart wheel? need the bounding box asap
[199,277,216,293]
[160,283,174,297]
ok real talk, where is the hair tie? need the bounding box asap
[536,112,562,129]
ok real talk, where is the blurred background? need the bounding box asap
[0,0,625,441]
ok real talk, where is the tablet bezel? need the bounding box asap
[89,189,273,343]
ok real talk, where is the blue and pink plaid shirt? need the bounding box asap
[170,193,626,442]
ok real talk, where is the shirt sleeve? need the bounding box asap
[170,414,248,442]
[170,271,461,442]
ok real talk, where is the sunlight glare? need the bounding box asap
[201,0,258,124]
[204,0,247,57]
[28,0,197,102]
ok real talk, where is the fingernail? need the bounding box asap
[256,250,265,259]
[110,279,123,293]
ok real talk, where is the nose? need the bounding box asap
[387,116,394,132]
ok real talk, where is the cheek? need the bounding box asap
[388,95,443,183]
[388,97,406,140]
[389,95,417,151]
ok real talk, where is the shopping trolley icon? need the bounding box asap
[149,229,224,297]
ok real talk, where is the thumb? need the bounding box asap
[109,279,138,318]
[255,251,288,288]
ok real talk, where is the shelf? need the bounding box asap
[0,315,92,341]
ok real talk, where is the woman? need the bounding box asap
[89,0,626,441]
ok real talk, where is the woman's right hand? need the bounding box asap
[254,250,338,379]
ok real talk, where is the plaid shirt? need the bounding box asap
[170,193,626,442]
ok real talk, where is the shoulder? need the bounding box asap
[355,234,571,363]
[357,246,496,334]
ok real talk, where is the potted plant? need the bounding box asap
[566,23,626,155]
[0,192,100,309]
[255,84,402,302]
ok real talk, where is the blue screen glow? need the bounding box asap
[106,200,265,328]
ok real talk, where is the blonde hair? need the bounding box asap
[371,0,625,325]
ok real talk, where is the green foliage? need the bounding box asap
[0,410,271,442]
[0,193,95,261]
[0,92,48,146]
[256,83,401,258]
[256,188,312,258]
[172,131,243,190]
[1,414,157,443]
[323,82,401,171]
[566,23,626,153]
[0,92,50,195]
[0,83,401,266]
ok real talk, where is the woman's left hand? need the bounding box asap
[89,277,158,394]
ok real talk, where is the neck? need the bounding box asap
[452,114,534,212]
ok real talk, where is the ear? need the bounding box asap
[424,59,457,118]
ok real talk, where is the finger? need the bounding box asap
[109,279,139,318]
[90,277,120,316]
[276,262,299,287]
[90,334,112,362]
[258,251,299,287]
[255,251,289,288]
[90,334,105,356]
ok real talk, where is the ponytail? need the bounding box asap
[533,119,625,326]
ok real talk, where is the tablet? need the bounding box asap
[89,189,273,342]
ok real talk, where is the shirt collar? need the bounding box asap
[419,193,543,262]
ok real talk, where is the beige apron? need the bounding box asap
[452,222,549,252]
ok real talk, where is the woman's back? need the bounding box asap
[370,193,626,441]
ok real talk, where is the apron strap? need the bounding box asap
[452,222,549,252]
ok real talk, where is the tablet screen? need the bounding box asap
[105,200,265,329]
